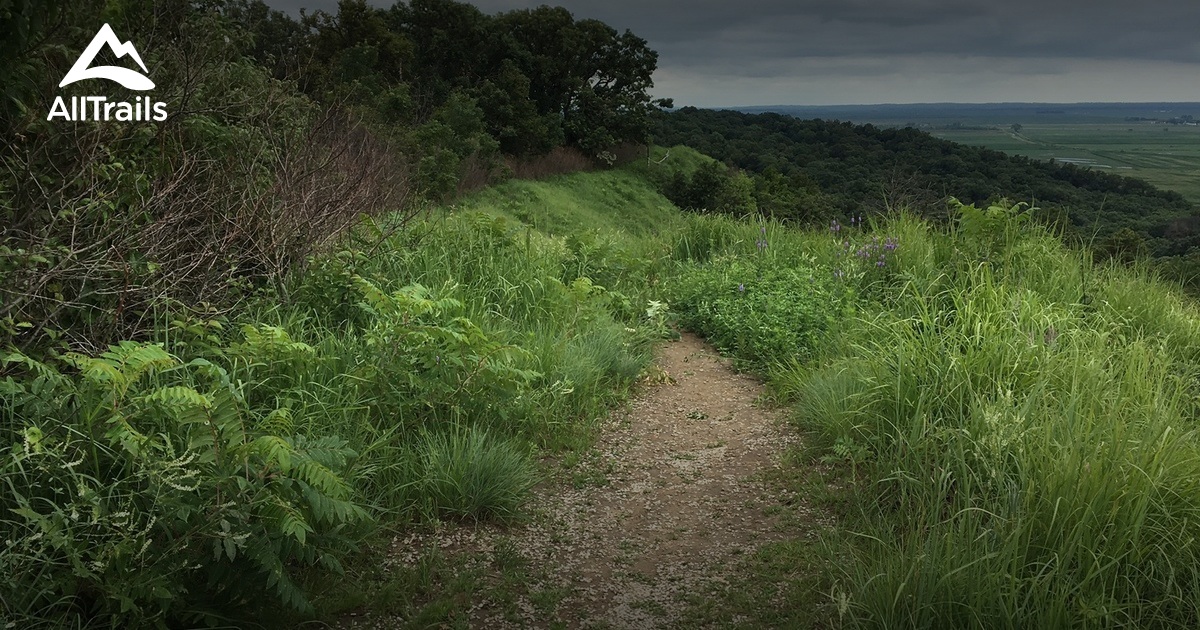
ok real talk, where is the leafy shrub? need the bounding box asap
[662,161,756,216]
[950,196,1035,259]
[1,336,370,626]
[668,256,838,370]
[353,275,541,426]
[1,6,418,356]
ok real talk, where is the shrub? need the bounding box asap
[352,275,541,427]
[669,257,838,370]
[1,335,370,626]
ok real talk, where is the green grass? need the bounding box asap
[775,217,1200,628]
[1,161,681,626]
[645,195,1200,627]
[415,426,537,521]
[933,123,1200,203]
[452,167,683,237]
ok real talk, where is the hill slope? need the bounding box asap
[653,107,1200,260]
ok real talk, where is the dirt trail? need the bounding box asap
[350,333,821,628]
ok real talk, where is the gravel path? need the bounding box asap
[345,333,818,628]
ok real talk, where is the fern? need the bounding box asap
[141,385,212,410]
[2,337,371,624]
[950,196,1037,258]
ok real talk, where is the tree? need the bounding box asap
[1097,227,1148,264]
[496,7,661,157]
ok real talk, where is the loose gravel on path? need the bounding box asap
[344,332,826,628]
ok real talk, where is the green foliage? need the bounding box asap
[663,161,757,216]
[258,0,662,160]
[1,337,370,626]
[653,107,1200,260]
[1096,226,1149,264]
[1,1,412,355]
[2,0,665,355]
[776,216,1200,628]
[414,91,502,200]
[950,196,1035,257]
[353,275,540,425]
[665,217,845,371]
[670,260,836,370]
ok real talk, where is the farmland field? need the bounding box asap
[932,124,1200,204]
[739,103,1200,204]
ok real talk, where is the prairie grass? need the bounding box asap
[8,149,1200,627]
[654,195,1200,627]
[0,165,675,625]
[774,214,1200,628]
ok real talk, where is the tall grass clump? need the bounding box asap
[783,200,1200,627]
[415,427,537,521]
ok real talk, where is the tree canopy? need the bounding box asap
[241,0,664,158]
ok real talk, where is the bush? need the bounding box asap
[670,260,834,370]
[1,336,371,626]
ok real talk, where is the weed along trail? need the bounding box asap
[347,332,827,628]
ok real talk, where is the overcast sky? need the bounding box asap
[264,0,1200,107]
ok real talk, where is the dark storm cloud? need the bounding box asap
[441,0,1200,63]
[268,0,1200,62]
[261,0,1200,104]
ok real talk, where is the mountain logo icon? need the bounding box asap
[59,24,155,91]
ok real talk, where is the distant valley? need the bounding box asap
[735,103,1200,203]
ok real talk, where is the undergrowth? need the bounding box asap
[0,167,673,626]
[7,146,1200,628]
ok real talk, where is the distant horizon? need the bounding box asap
[723,100,1200,108]
[687,101,1200,128]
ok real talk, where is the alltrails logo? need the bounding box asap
[47,24,168,122]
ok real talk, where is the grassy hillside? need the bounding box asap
[655,194,1200,627]
[453,168,683,237]
[364,153,1200,628]
[7,143,1200,627]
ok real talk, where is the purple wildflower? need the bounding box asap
[738,283,745,293]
